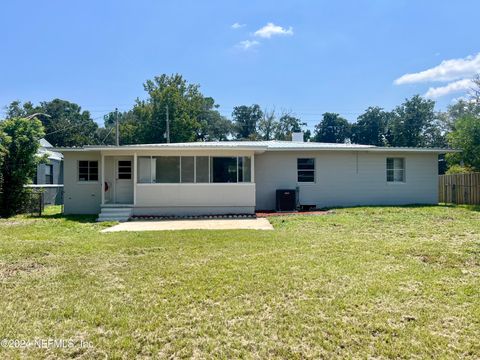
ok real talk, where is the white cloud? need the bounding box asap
[394,53,480,85]
[231,22,246,29]
[253,22,293,38]
[237,40,260,50]
[424,78,474,99]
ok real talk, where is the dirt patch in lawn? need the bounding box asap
[0,261,46,280]
[256,210,332,217]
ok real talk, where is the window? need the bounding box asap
[136,156,252,184]
[211,157,237,183]
[78,161,98,182]
[138,157,152,183]
[117,160,132,180]
[195,156,209,183]
[45,164,53,184]
[386,158,405,182]
[181,157,195,183]
[155,156,180,183]
[297,158,315,182]
[238,157,251,182]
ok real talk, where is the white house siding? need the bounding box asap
[62,146,441,215]
[134,183,255,216]
[254,150,439,210]
[63,149,257,215]
[63,152,102,214]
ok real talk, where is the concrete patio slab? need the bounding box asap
[101,218,274,232]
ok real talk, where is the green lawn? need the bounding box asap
[0,205,479,358]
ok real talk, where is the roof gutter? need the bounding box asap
[53,145,459,154]
[53,146,269,152]
[266,147,459,153]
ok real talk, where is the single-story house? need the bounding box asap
[55,136,456,221]
[26,139,64,205]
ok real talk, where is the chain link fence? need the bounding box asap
[0,189,45,217]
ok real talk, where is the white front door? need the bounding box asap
[114,158,133,204]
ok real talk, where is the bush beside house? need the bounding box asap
[0,117,45,217]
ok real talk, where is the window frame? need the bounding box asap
[386,157,406,183]
[211,156,238,183]
[45,164,53,184]
[180,156,195,183]
[117,160,132,181]
[297,158,316,183]
[154,156,181,183]
[195,156,210,183]
[78,160,99,183]
[136,156,252,184]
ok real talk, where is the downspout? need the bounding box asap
[296,186,300,210]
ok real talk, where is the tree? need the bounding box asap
[390,95,436,147]
[275,113,306,140]
[4,100,35,118]
[232,104,263,140]
[0,129,9,191]
[422,113,449,148]
[351,107,390,146]
[38,99,98,147]
[447,115,480,170]
[0,117,45,217]
[135,74,210,143]
[130,74,217,143]
[445,164,475,174]
[100,76,231,144]
[195,97,233,141]
[197,111,232,141]
[444,99,480,127]
[101,110,141,145]
[471,73,480,104]
[257,109,278,140]
[313,113,351,143]
[5,99,98,147]
[303,129,312,142]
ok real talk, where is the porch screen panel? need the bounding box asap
[239,156,251,182]
[137,157,152,183]
[155,157,180,183]
[238,157,243,182]
[181,157,195,183]
[195,157,209,183]
[211,157,237,183]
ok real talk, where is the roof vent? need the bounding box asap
[291,132,304,142]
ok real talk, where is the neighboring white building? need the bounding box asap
[28,139,64,205]
[55,138,456,221]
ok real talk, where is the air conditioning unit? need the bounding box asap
[276,189,296,211]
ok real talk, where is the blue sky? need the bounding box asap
[1,0,479,130]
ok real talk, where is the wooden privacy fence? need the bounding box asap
[439,173,480,205]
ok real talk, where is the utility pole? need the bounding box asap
[165,104,170,143]
[115,107,119,146]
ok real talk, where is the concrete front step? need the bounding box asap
[97,207,132,222]
[97,216,130,222]
[100,210,132,215]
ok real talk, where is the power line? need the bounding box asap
[44,115,104,136]
[101,126,115,144]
